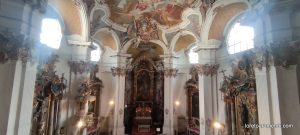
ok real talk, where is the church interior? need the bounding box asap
[0,0,300,135]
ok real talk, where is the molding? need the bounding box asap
[67,40,91,46]
[193,40,221,52]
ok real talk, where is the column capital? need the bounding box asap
[111,67,127,77]
[253,40,300,70]
[190,64,219,76]
[0,32,34,64]
[68,61,98,74]
[164,68,178,78]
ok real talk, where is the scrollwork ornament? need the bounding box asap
[111,67,127,76]
[68,61,98,74]
[163,68,178,77]
[165,109,169,115]
[190,64,220,76]
[0,32,34,64]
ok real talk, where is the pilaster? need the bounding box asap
[190,64,219,135]
[163,68,178,135]
[111,53,131,135]
[254,67,273,135]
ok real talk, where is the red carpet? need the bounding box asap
[131,127,156,135]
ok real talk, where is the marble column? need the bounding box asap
[163,67,178,135]
[16,63,38,135]
[191,64,219,135]
[0,60,23,135]
[270,65,300,135]
[67,41,91,135]
[111,54,130,135]
[254,67,273,135]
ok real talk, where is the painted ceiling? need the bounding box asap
[105,0,199,27]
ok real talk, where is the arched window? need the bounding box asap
[188,46,198,64]
[90,43,102,62]
[227,22,254,54]
[40,18,62,49]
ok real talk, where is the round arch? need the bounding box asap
[121,39,169,55]
[201,0,250,42]
[170,30,198,53]
[92,28,120,51]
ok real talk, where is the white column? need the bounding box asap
[269,66,283,135]
[112,54,129,135]
[271,65,300,135]
[16,62,37,135]
[255,67,273,135]
[113,74,125,135]
[163,75,172,134]
[0,60,23,135]
[199,74,213,135]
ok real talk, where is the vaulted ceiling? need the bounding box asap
[48,0,249,52]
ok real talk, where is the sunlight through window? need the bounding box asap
[40,18,62,49]
[189,46,198,64]
[90,43,101,62]
[227,23,254,54]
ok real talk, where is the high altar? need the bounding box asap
[124,56,165,134]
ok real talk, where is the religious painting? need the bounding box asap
[136,70,152,101]
[106,0,199,27]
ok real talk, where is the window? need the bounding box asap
[227,22,254,54]
[188,46,198,64]
[90,43,102,62]
[40,18,62,49]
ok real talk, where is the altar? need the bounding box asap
[134,102,152,132]
[124,57,164,134]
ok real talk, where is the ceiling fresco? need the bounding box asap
[105,0,199,27]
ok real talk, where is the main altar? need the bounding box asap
[124,56,164,134]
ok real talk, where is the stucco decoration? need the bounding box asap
[68,61,98,74]
[219,53,258,135]
[0,33,34,64]
[190,64,220,76]
[31,54,67,135]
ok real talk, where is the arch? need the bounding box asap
[121,39,169,55]
[49,0,89,41]
[222,11,247,39]
[201,0,250,42]
[92,28,120,51]
[170,30,198,53]
[90,41,105,62]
